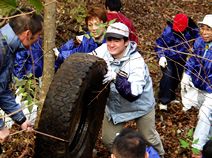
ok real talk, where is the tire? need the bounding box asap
[34,53,109,158]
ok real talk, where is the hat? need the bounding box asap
[198,14,212,28]
[173,13,188,32]
[105,22,129,39]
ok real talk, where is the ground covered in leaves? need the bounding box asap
[1,0,211,158]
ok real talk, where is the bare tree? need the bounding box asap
[35,0,56,127]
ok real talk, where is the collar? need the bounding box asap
[0,24,24,52]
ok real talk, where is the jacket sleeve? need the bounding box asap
[30,39,43,78]
[115,58,148,102]
[55,39,76,70]
[13,49,29,79]
[154,26,171,58]
[115,71,140,102]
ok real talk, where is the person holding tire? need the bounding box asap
[91,22,165,158]
[0,8,43,142]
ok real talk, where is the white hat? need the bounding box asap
[198,14,212,28]
[106,22,129,39]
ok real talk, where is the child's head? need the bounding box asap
[105,0,122,12]
[111,128,148,158]
[85,6,107,41]
[202,140,212,158]
[198,14,212,43]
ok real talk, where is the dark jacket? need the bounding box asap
[13,38,43,79]
[55,32,106,70]
[185,37,212,93]
[0,24,27,128]
[155,19,199,61]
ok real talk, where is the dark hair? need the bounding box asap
[106,37,128,42]
[105,0,122,12]
[85,6,107,25]
[202,140,212,158]
[9,8,43,36]
[112,128,146,158]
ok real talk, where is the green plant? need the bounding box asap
[14,73,40,113]
[179,128,200,155]
[0,0,43,15]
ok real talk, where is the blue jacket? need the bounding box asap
[0,24,27,127]
[13,38,43,79]
[92,42,155,124]
[185,37,212,93]
[55,32,106,70]
[155,21,199,61]
[147,146,160,158]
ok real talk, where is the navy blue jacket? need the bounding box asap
[155,20,199,61]
[185,37,212,93]
[0,24,27,127]
[13,38,43,79]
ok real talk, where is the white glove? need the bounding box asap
[159,57,167,68]
[181,72,194,91]
[53,48,60,57]
[103,70,117,84]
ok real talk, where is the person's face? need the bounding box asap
[200,25,212,43]
[106,37,129,59]
[19,30,42,49]
[87,17,105,40]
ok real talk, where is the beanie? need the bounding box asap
[173,13,188,32]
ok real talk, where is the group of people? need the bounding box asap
[0,0,211,158]
[155,13,212,158]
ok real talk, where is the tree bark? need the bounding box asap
[35,0,56,127]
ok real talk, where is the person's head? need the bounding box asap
[105,22,129,59]
[85,6,107,41]
[9,8,43,49]
[202,140,212,158]
[172,13,189,33]
[198,14,212,43]
[111,128,148,158]
[105,0,122,12]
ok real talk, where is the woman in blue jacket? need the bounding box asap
[155,13,199,110]
[54,6,107,70]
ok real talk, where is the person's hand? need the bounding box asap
[0,127,10,143]
[21,119,32,131]
[103,70,117,84]
[159,57,167,68]
[191,153,202,158]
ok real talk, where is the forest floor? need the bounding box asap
[0,0,211,158]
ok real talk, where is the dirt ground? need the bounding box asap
[1,0,211,158]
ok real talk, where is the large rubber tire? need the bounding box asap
[34,53,109,158]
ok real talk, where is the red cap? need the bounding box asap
[173,13,188,32]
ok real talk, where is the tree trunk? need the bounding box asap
[35,0,56,127]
